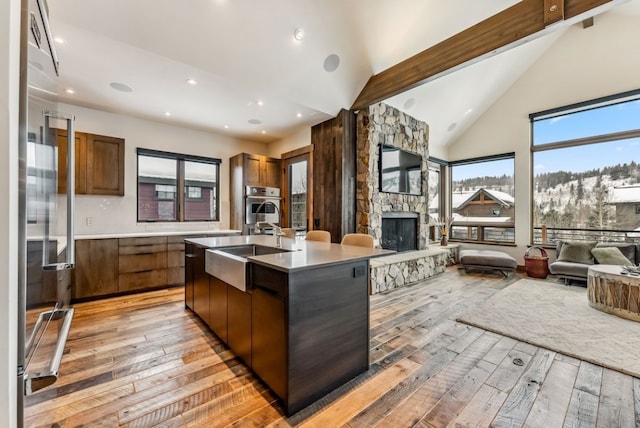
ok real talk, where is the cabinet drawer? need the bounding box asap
[119,252,167,273]
[119,269,167,292]
[119,243,167,255]
[167,242,184,252]
[119,236,167,247]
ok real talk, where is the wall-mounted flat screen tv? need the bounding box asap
[379,144,422,195]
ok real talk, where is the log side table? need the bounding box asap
[587,264,640,322]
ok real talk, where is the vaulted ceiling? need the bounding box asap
[47,0,639,147]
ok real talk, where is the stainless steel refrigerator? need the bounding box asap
[18,0,75,425]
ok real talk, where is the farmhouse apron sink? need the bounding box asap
[205,244,291,291]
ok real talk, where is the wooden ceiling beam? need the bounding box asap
[351,0,626,111]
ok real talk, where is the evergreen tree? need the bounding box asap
[576,176,584,200]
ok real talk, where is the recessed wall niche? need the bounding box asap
[356,102,430,250]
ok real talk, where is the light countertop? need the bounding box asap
[75,229,241,240]
[187,234,394,273]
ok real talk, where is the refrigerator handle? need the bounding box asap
[43,112,75,271]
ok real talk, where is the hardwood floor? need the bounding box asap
[24,268,640,427]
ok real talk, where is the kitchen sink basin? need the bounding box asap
[205,245,291,291]
[216,244,290,258]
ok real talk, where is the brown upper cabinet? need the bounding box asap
[232,153,281,189]
[57,129,125,196]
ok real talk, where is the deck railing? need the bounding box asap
[533,226,640,246]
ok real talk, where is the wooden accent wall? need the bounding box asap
[311,109,356,243]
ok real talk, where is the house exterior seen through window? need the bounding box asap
[449,155,515,244]
[137,149,220,222]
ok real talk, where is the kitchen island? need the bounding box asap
[185,235,392,416]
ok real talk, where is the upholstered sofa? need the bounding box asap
[548,241,640,283]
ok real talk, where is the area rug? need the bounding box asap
[457,278,640,378]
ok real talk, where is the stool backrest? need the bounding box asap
[341,233,374,248]
[281,228,296,239]
[305,230,331,242]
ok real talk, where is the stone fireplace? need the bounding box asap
[356,102,430,249]
[381,212,418,252]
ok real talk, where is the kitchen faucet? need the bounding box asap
[253,200,284,247]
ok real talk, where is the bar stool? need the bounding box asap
[281,228,296,239]
[305,230,331,242]
[341,233,374,248]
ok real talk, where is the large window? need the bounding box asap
[137,149,220,222]
[449,154,515,244]
[427,158,444,241]
[531,90,640,244]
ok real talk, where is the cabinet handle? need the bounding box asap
[185,254,197,258]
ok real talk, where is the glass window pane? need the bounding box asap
[533,138,640,243]
[184,160,218,221]
[289,160,307,229]
[533,97,640,145]
[138,155,177,221]
[451,158,515,243]
[427,161,441,240]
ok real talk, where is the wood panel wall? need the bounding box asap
[311,109,356,243]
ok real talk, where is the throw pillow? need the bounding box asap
[591,247,634,266]
[557,241,597,264]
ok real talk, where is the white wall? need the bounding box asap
[59,104,269,236]
[448,9,640,262]
[0,0,19,425]
[268,125,311,158]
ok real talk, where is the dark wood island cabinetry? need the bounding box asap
[251,260,369,415]
[184,235,391,416]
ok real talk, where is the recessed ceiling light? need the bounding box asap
[323,54,340,72]
[257,100,264,106]
[54,36,66,44]
[465,108,473,115]
[164,111,171,117]
[64,88,75,94]
[186,78,198,86]
[296,112,302,118]
[261,130,267,134]
[110,82,133,93]
[224,125,229,129]
[248,119,262,125]
[293,27,305,41]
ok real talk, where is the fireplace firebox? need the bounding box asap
[381,212,418,252]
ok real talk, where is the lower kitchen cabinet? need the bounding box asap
[227,285,252,366]
[251,260,370,416]
[192,245,210,325]
[167,235,186,286]
[118,237,168,292]
[184,243,196,310]
[209,276,228,342]
[73,239,119,300]
[73,235,201,302]
[251,283,287,400]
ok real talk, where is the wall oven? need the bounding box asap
[244,186,281,233]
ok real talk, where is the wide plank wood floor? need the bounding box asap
[24,267,640,427]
